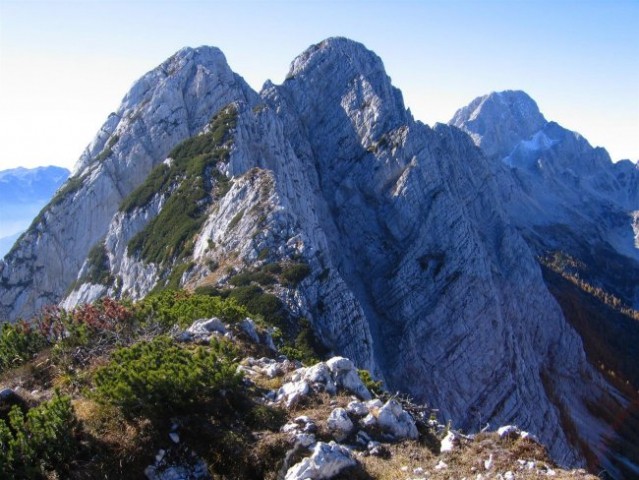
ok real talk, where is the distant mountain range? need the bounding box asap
[0,38,637,477]
[0,166,69,257]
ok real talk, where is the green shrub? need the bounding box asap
[279,318,323,364]
[134,289,249,329]
[228,208,245,230]
[0,322,46,374]
[0,393,78,479]
[250,271,277,286]
[194,285,223,297]
[229,271,253,287]
[83,241,112,285]
[279,346,310,364]
[228,286,285,327]
[281,263,311,287]
[93,336,242,417]
[261,263,282,274]
[358,369,384,396]
[120,163,171,213]
[245,403,286,430]
[229,271,277,287]
[125,105,237,265]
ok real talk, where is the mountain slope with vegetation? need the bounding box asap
[0,291,599,480]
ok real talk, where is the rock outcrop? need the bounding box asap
[0,46,257,319]
[0,38,631,472]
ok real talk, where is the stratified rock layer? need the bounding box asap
[0,38,630,471]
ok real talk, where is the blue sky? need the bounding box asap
[0,0,637,171]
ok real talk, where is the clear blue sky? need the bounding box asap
[0,0,637,171]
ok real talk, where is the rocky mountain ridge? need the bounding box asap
[0,38,637,477]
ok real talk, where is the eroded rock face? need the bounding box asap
[452,89,639,474]
[0,38,622,469]
[0,46,257,320]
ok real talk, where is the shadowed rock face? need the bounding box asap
[453,89,639,476]
[0,37,627,470]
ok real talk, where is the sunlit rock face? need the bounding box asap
[0,37,626,471]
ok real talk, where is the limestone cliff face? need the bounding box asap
[452,90,639,476]
[0,46,256,320]
[452,90,639,308]
[0,38,625,470]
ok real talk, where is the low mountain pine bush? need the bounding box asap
[0,393,78,479]
[93,336,242,418]
[0,321,46,374]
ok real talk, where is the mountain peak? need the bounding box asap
[450,90,547,158]
[286,37,387,81]
[276,37,410,152]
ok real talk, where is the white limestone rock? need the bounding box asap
[440,430,460,453]
[239,317,260,343]
[327,407,354,441]
[303,362,337,394]
[177,317,227,343]
[276,357,372,407]
[374,399,419,440]
[284,441,356,480]
[276,380,311,408]
[326,356,372,400]
[346,401,369,417]
[144,448,208,480]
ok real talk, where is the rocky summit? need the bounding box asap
[0,38,637,478]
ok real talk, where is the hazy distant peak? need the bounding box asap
[0,165,69,205]
[0,165,69,185]
[450,90,547,158]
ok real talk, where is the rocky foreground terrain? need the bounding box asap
[0,292,599,479]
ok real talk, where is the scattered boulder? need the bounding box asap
[440,430,461,453]
[346,400,369,417]
[277,379,311,408]
[275,357,372,408]
[372,399,419,440]
[144,446,208,480]
[239,317,260,343]
[303,362,337,394]
[282,416,318,435]
[282,415,318,447]
[326,357,372,400]
[327,407,354,441]
[176,317,227,343]
[434,459,448,470]
[284,441,357,480]
[497,425,538,442]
